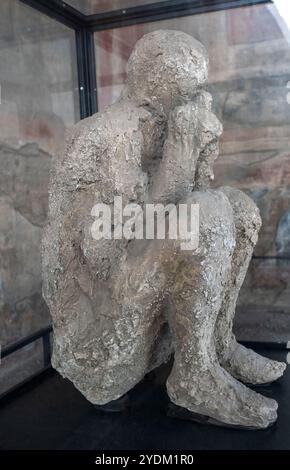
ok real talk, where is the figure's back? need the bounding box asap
[43,100,150,310]
[41,99,172,404]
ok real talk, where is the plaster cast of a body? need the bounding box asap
[43,30,286,429]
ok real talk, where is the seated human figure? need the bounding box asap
[43,30,286,430]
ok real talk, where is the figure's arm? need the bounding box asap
[192,98,223,191]
[149,103,199,205]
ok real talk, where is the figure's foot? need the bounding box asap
[167,364,278,429]
[220,340,286,386]
[167,402,275,430]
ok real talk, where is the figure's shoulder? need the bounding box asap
[66,100,148,146]
[54,101,149,190]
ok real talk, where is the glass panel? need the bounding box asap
[0,339,44,395]
[0,0,79,385]
[94,1,290,339]
[235,258,290,342]
[64,0,168,15]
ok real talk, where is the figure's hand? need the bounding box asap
[167,103,198,163]
[149,102,210,204]
[148,103,199,204]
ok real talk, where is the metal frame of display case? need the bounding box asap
[0,0,279,402]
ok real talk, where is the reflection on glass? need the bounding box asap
[64,0,168,15]
[0,0,79,366]
[95,3,290,335]
[235,258,290,342]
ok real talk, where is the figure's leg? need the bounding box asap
[166,190,278,429]
[52,237,169,405]
[215,187,286,385]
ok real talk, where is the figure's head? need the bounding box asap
[124,30,208,115]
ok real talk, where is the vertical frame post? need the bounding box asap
[42,331,51,368]
[76,29,98,118]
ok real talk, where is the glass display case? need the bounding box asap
[0,0,289,397]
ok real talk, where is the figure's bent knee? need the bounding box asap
[174,189,236,259]
[184,189,233,227]
[220,186,262,243]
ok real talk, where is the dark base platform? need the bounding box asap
[93,393,130,413]
[0,348,289,450]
